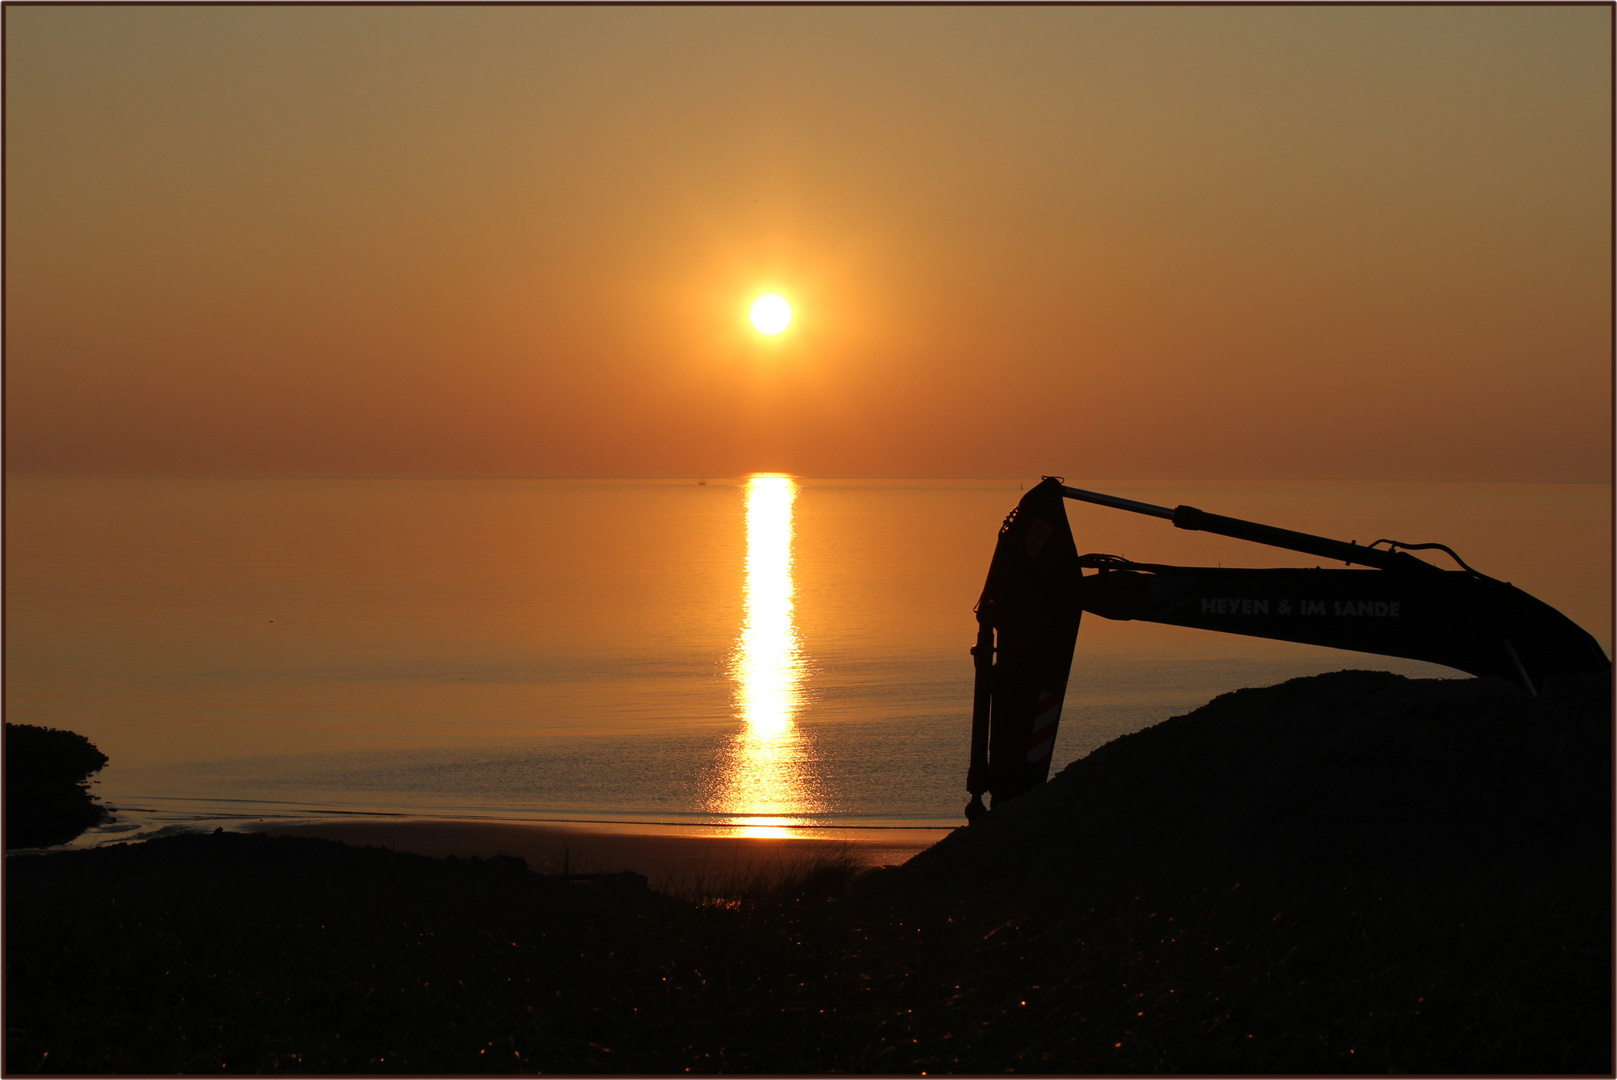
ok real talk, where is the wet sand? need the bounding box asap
[247,819,951,887]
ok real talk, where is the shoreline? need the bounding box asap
[9,671,1608,1075]
[242,817,951,885]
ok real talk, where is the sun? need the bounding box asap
[750,294,792,335]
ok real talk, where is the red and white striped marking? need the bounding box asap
[1026,687,1065,766]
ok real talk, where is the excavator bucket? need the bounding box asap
[966,478,1083,818]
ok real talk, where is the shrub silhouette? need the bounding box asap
[5,723,111,848]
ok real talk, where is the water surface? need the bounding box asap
[6,476,1608,841]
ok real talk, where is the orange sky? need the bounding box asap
[6,6,1610,480]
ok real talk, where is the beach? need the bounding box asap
[7,670,1609,1074]
[247,818,949,887]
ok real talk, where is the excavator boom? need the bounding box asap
[964,478,1609,819]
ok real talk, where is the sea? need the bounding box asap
[6,476,1610,845]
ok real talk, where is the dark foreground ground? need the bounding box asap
[7,670,1610,1073]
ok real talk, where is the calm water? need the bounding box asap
[6,476,1609,842]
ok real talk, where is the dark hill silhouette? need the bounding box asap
[847,669,1611,1072]
[878,669,1610,901]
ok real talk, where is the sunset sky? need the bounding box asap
[6,5,1610,481]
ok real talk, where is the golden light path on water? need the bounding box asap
[708,474,819,837]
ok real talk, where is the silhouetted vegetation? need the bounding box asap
[5,672,1609,1073]
[5,723,112,849]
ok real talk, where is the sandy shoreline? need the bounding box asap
[245,818,951,886]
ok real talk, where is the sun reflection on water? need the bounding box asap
[706,474,820,836]
[736,475,801,737]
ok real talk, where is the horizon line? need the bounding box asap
[4,470,1611,486]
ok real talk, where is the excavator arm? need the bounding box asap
[964,478,1610,819]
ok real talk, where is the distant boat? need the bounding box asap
[697,476,706,486]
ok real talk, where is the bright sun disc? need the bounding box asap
[750,294,792,335]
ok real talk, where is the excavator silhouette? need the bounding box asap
[965,478,1610,820]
